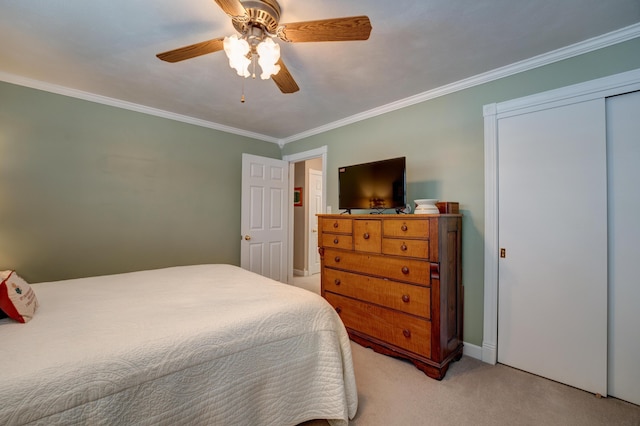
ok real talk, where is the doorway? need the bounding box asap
[291,160,323,276]
[283,147,327,283]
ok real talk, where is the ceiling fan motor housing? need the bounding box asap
[233,0,281,35]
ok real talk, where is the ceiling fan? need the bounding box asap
[156,0,372,94]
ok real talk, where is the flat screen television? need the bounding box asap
[338,157,406,212]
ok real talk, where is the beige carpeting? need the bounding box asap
[292,275,640,426]
[292,274,322,294]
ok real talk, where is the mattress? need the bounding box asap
[0,264,357,425]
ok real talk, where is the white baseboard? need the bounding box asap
[463,341,483,361]
[481,341,497,364]
[293,269,307,277]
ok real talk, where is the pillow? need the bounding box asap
[0,270,39,323]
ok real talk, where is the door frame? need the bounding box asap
[283,146,327,284]
[482,68,640,364]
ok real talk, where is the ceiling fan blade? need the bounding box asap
[213,0,248,20]
[272,58,299,94]
[277,16,372,43]
[156,38,225,63]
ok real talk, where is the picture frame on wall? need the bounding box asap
[294,187,303,206]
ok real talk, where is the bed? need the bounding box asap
[0,264,357,426]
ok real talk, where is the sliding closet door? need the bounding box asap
[497,99,608,395]
[607,90,640,405]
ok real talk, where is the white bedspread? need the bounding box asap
[0,264,357,426]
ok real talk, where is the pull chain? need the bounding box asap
[251,54,257,79]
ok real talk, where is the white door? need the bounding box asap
[606,90,640,405]
[307,169,323,275]
[497,99,608,395]
[241,153,288,282]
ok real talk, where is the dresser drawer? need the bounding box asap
[323,248,429,285]
[320,217,352,234]
[321,234,353,250]
[353,219,382,253]
[325,293,431,357]
[324,268,430,318]
[382,238,430,259]
[383,219,430,238]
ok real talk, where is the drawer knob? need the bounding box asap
[335,307,342,314]
[402,329,411,338]
[363,232,370,240]
[400,243,407,251]
[334,279,341,286]
[333,238,339,244]
[401,224,408,232]
[401,266,410,275]
[333,222,339,228]
[334,256,341,263]
[402,294,410,303]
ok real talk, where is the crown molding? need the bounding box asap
[279,22,640,145]
[2,23,638,146]
[0,71,280,144]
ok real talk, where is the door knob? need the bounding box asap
[244,235,251,241]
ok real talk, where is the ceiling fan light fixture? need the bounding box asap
[223,30,280,80]
[157,0,372,95]
[223,34,251,77]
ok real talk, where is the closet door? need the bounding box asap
[497,99,608,395]
[607,90,640,405]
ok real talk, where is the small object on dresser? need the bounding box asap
[436,202,460,214]
[414,199,439,214]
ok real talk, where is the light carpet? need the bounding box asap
[292,275,640,426]
[302,342,640,425]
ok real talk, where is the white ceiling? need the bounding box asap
[1,0,639,143]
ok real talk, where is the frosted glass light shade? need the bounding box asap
[223,34,251,78]
[256,38,281,79]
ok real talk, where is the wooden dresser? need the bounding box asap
[317,213,463,380]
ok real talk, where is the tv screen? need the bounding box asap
[338,157,406,211]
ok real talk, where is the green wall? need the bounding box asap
[2,37,638,346]
[0,82,281,283]
[283,38,640,347]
